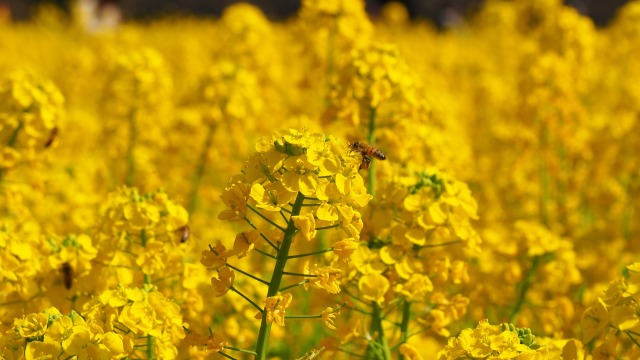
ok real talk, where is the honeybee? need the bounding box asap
[44,127,59,148]
[178,225,190,243]
[61,262,73,290]
[350,141,386,170]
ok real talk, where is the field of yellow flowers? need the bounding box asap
[1,0,639,358]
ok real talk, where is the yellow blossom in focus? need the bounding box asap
[257,292,293,327]
[211,266,235,297]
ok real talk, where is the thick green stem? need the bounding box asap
[125,108,138,187]
[140,229,154,359]
[398,301,411,359]
[368,106,377,194]
[188,123,216,213]
[254,192,305,359]
[146,334,154,360]
[509,256,540,323]
[367,302,392,360]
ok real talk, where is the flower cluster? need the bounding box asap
[438,320,545,359]
[0,71,63,172]
[2,307,125,359]
[104,48,172,116]
[581,262,640,358]
[323,42,424,130]
[92,186,189,287]
[204,128,370,357]
[326,168,480,356]
[1,285,185,359]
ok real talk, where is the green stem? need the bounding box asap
[247,204,287,231]
[626,331,640,348]
[282,271,317,277]
[146,334,154,360]
[286,303,345,319]
[407,325,431,338]
[188,123,216,213]
[398,301,411,360]
[316,224,339,231]
[218,351,236,360]
[7,121,23,147]
[254,248,277,259]
[346,306,372,316]
[226,264,270,286]
[243,218,279,250]
[337,348,365,358]
[538,121,549,227]
[230,287,263,312]
[367,302,391,360]
[343,289,372,307]
[422,240,461,248]
[279,280,309,292]
[140,229,154,360]
[323,19,338,106]
[0,121,23,180]
[254,192,305,359]
[368,106,377,194]
[126,108,138,187]
[287,248,333,259]
[152,273,180,284]
[223,346,257,356]
[509,256,540,323]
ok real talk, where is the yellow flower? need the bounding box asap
[395,273,433,300]
[135,240,166,275]
[292,212,317,241]
[118,300,159,337]
[99,285,144,307]
[232,230,261,259]
[420,309,451,337]
[201,242,230,270]
[257,292,293,327]
[211,266,235,297]
[219,181,250,222]
[250,182,296,212]
[332,238,359,262]
[306,263,342,294]
[102,332,125,356]
[352,246,386,274]
[44,314,91,355]
[207,332,228,352]
[321,307,339,331]
[358,273,389,305]
[306,140,341,174]
[25,341,62,360]
[280,157,319,196]
[399,344,424,360]
[15,312,49,338]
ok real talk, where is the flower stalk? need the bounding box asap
[188,123,216,213]
[125,108,138,187]
[398,300,411,360]
[254,192,305,359]
[367,302,392,360]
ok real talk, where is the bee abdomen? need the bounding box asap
[62,262,73,290]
